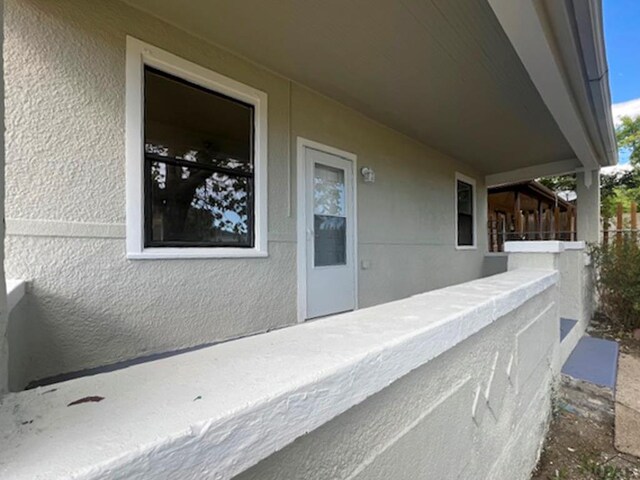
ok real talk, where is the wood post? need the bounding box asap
[514,192,521,238]
[632,202,637,243]
[489,212,497,252]
[554,207,560,240]
[537,201,543,240]
[617,202,624,245]
[545,209,551,240]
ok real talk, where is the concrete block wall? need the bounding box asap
[0,270,559,479]
[235,285,559,480]
[506,241,592,367]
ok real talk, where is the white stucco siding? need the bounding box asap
[5,0,487,387]
[0,0,8,395]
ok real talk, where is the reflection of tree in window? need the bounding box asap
[314,165,345,216]
[143,66,254,247]
[314,164,346,266]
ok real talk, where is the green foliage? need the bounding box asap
[578,454,632,480]
[539,168,640,219]
[538,115,640,219]
[547,468,569,480]
[539,175,577,193]
[600,167,640,218]
[616,116,640,166]
[590,239,640,332]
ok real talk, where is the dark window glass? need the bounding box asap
[314,216,347,266]
[457,180,474,246]
[143,66,254,247]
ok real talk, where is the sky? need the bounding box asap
[604,0,640,104]
[604,0,640,165]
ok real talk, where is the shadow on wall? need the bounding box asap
[7,292,152,392]
[483,254,508,277]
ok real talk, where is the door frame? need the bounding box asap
[296,137,358,323]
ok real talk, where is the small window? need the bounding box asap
[456,175,476,248]
[126,37,268,259]
[144,67,254,248]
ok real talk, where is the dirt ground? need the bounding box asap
[588,319,640,358]
[531,409,640,480]
[531,325,640,480]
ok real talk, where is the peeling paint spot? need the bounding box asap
[67,396,104,407]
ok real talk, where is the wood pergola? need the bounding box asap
[488,181,576,252]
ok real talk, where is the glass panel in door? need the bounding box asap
[313,164,346,267]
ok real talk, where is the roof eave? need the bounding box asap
[569,0,618,167]
[488,0,617,171]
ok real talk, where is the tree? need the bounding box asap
[616,116,640,165]
[539,115,640,218]
[538,174,577,194]
[600,167,640,218]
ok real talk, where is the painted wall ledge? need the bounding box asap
[504,240,585,253]
[0,269,558,480]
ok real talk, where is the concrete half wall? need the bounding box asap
[236,283,559,479]
[4,0,489,388]
[0,269,559,479]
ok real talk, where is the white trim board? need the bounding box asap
[5,219,294,244]
[6,219,126,239]
[485,158,582,188]
[125,36,268,259]
[296,137,358,323]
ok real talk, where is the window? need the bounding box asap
[126,37,268,259]
[144,67,254,247]
[313,164,347,267]
[456,173,476,248]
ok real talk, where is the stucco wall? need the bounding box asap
[577,170,601,243]
[5,0,487,388]
[506,242,593,366]
[482,253,508,277]
[235,284,558,480]
[0,0,8,395]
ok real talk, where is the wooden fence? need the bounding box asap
[602,202,638,246]
[488,207,576,253]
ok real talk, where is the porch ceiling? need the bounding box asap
[122,0,576,175]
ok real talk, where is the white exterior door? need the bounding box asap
[301,144,356,320]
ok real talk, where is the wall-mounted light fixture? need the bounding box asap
[361,167,376,183]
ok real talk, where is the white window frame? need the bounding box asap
[125,36,268,259]
[454,172,477,250]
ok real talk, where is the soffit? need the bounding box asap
[122,0,576,174]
